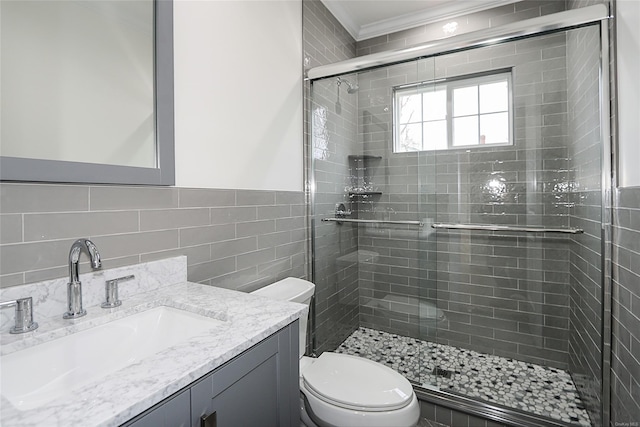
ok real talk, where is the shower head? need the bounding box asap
[337,77,359,94]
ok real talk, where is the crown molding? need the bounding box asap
[321,0,521,42]
[320,0,360,40]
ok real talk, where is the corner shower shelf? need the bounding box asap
[347,155,382,198]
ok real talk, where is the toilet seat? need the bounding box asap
[301,353,414,412]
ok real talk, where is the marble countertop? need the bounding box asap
[0,281,307,427]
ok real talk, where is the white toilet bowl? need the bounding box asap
[300,353,419,427]
[251,278,420,427]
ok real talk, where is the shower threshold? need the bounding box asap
[336,327,591,427]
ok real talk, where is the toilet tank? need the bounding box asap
[251,277,315,358]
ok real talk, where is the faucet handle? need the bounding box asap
[101,275,135,308]
[0,297,39,334]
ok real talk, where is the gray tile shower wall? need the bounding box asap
[566,23,605,427]
[303,0,360,353]
[355,31,574,369]
[313,113,361,352]
[303,0,355,70]
[305,3,640,425]
[0,183,306,292]
[611,188,640,425]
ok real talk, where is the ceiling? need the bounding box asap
[320,0,521,41]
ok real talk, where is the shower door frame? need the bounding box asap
[306,4,613,426]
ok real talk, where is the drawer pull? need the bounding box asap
[200,411,217,427]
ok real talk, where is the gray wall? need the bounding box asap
[611,188,640,424]
[0,184,306,293]
[304,0,360,353]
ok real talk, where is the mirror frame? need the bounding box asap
[0,0,174,186]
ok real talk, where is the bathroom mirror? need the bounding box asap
[0,0,174,185]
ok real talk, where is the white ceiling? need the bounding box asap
[320,0,521,41]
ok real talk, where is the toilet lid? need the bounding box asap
[302,353,414,411]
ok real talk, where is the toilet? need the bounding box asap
[251,277,420,427]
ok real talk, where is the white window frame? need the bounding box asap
[393,69,514,153]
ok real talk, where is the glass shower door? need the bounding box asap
[421,25,603,426]
[310,73,361,355]
[309,11,606,427]
[310,58,440,389]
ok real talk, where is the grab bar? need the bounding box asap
[321,218,424,226]
[431,223,584,234]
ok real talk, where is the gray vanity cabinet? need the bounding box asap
[123,321,299,427]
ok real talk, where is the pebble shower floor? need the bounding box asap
[335,327,591,426]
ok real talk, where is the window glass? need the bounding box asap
[480,81,508,113]
[398,123,422,151]
[393,70,512,152]
[424,121,447,150]
[398,93,422,123]
[423,89,446,121]
[480,112,509,144]
[453,86,478,116]
[453,116,479,146]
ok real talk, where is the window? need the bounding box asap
[393,70,513,152]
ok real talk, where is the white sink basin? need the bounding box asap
[1,306,225,411]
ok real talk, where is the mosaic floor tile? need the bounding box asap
[336,327,591,427]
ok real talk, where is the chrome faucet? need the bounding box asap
[63,239,102,319]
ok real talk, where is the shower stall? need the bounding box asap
[306,5,610,427]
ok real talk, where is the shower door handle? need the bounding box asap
[321,218,424,226]
[431,223,584,234]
